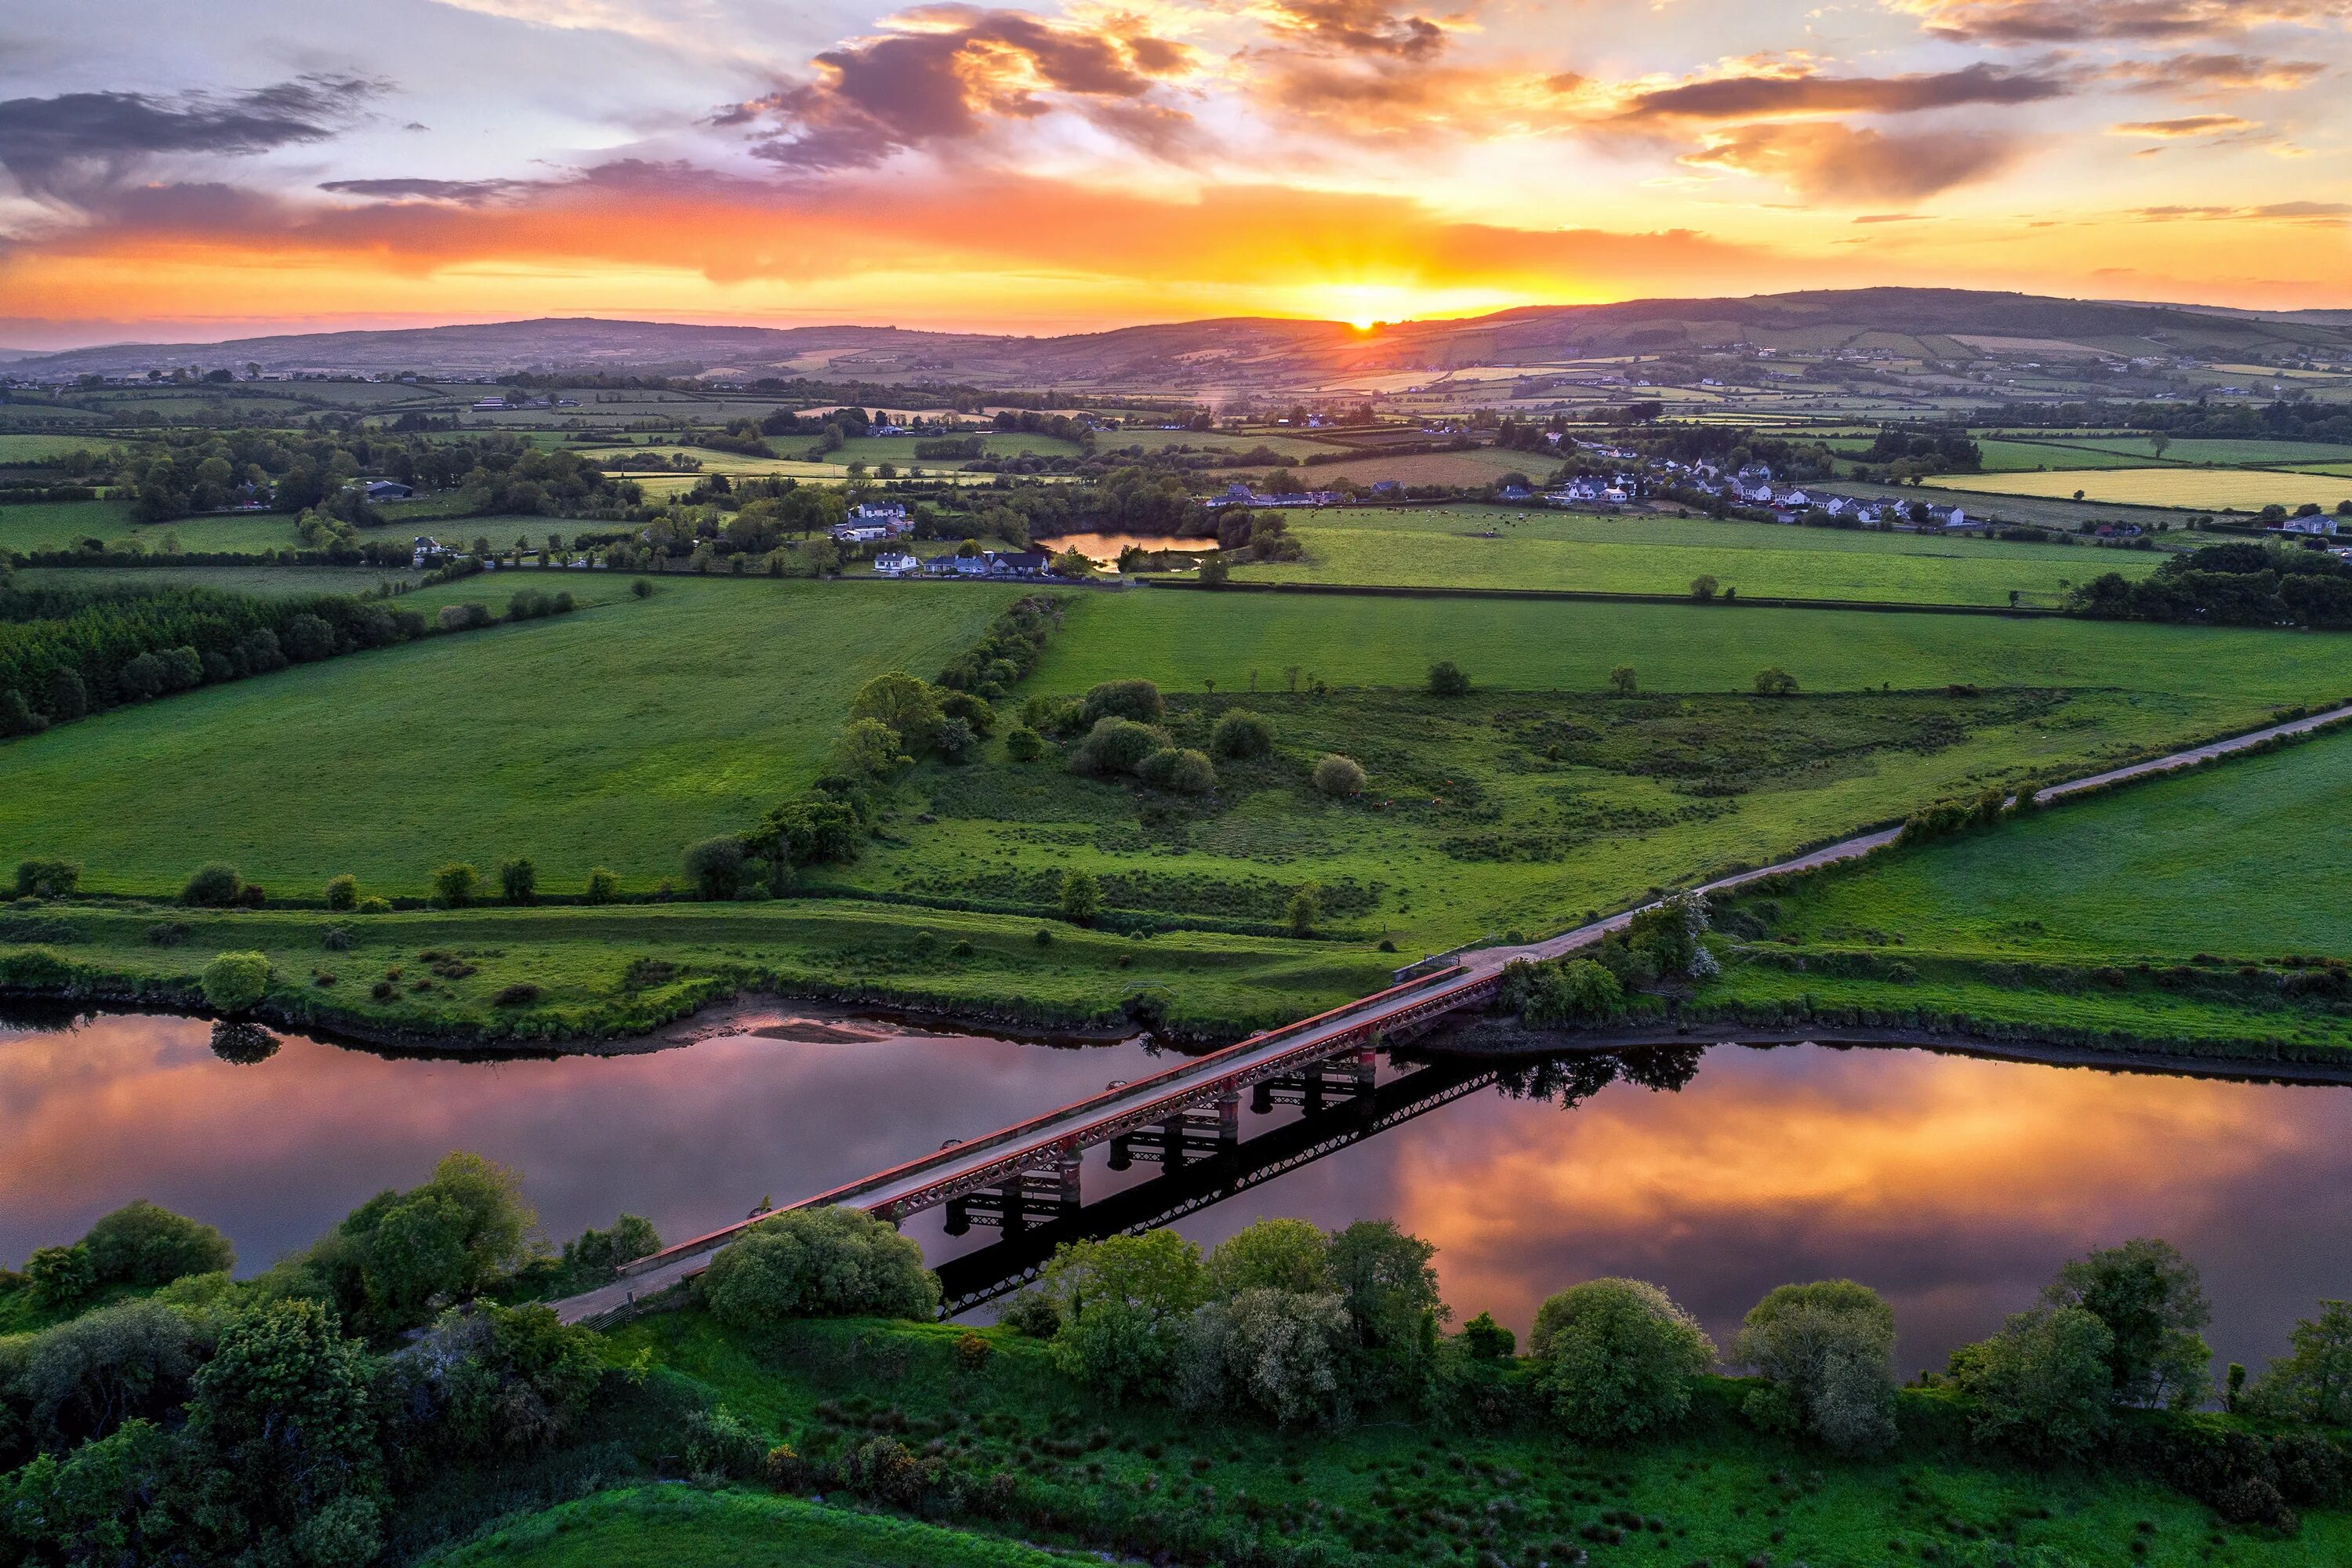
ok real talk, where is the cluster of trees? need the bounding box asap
[1857,422,1982,478]
[0,1158,656,1567]
[2072,543,2352,628]
[1019,680,1218,797]
[0,582,550,739]
[1991,396,2352,445]
[935,594,1062,701]
[1497,894,1719,1028]
[109,430,643,525]
[1621,424,1846,484]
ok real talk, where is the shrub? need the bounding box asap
[1210,710,1275,759]
[1040,1230,1209,1403]
[323,874,358,911]
[954,1330,994,1372]
[492,982,542,1007]
[1608,664,1638,695]
[2041,1236,2212,1410]
[584,866,620,904]
[1069,716,1162,776]
[1954,1305,2115,1459]
[15,858,79,898]
[82,1200,234,1287]
[2246,1300,2352,1426]
[437,602,492,631]
[431,862,479,908]
[1059,869,1102,925]
[1530,1278,1715,1440]
[24,1243,96,1312]
[1690,574,1720,601]
[1311,753,1366,797]
[1734,1279,1897,1455]
[1139,746,1216,794]
[1754,666,1799,696]
[16,1297,198,1440]
[1285,883,1322,938]
[499,857,537,905]
[1519,957,1623,1027]
[698,1207,940,1327]
[1175,1288,1353,1427]
[321,924,352,952]
[354,897,392,915]
[1004,724,1044,762]
[999,1290,1063,1338]
[1081,678,1163,726]
[1426,660,1471,697]
[281,613,335,661]
[631,578,654,599]
[199,952,271,1014]
[182,862,245,907]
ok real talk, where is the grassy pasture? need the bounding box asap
[1929,466,2352,511]
[0,497,136,552]
[1229,504,2165,605]
[1102,429,1348,460]
[0,433,127,463]
[1972,438,2162,473]
[1726,724,2352,961]
[18,565,426,597]
[1269,448,1543,488]
[1031,590,2347,705]
[0,577,1024,896]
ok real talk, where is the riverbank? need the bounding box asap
[0,896,1392,1051]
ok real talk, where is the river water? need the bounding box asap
[3,1005,2345,1378]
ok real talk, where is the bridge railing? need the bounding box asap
[617,964,1477,1279]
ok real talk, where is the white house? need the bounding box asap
[873,550,921,576]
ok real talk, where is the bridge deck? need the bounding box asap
[550,704,2350,1327]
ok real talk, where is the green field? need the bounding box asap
[0,577,1023,895]
[427,1489,1095,1568]
[1229,505,2166,605]
[1728,725,2352,960]
[1972,438,2165,473]
[1693,726,2352,1058]
[1030,589,2349,703]
[19,564,427,597]
[0,432,126,463]
[1929,466,2352,511]
[0,497,136,552]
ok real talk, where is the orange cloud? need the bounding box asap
[2108,114,2256,136]
[1682,121,2027,201]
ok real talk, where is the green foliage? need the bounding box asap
[24,1244,96,1314]
[13,858,78,898]
[2248,1299,2352,1427]
[1609,664,1638,695]
[1955,1304,2117,1460]
[2042,1237,2212,1410]
[849,672,946,754]
[1174,1287,1353,1427]
[1509,956,1624,1027]
[1459,1310,1516,1362]
[1209,709,1275,760]
[432,862,479,908]
[180,1298,384,1565]
[1004,724,1044,762]
[1039,1230,1209,1402]
[833,715,910,778]
[1068,715,1163,777]
[0,1417,179,1566]
[1530,1278,1716,1441]
[15,1297,200,1444]
[1080,678,1163,726]
[386,1301,605,1462]
[1057,869,1102,926]
[268,1151,537,1338]
[1137,746,1215,795]
[181,862,244,907]
[1426,660,1470,697]
[198,950,270,1013]
[682,837,748,901]
[1207,1219,1332,1297]
[583,866,620,904]
[1754,666,1800,696]
[82,1200,234,1288]
[1284,881,1321,937]
[1734,1279,1898,1455]
[499,857,538,905]
[557,1214,662,1287]
[1310,753,1365,797]
[323,873,358,910]
[698,1207,940,1328]
[996,1290,1063,1339]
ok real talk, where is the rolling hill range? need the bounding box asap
[9,288,2347,390]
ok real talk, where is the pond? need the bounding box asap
[3,1004,2345,1377]
[1036,532,1213,571]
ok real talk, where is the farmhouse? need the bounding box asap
[362,480,415,501]
[410,536,458,568]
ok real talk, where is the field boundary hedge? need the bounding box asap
[1146,577,2077,619]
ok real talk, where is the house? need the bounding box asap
[363,480,414,501]
[924,553,967,576]
[832,524,892,544]
[2275,515,2339,536]
[873,550,921,576]
[410,535,458,569]
[844,502,912,536]
[1497,484,1534,503]
[989,551,1052,578]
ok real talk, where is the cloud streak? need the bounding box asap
[0,76,385,200]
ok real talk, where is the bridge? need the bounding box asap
[552,703,2350,1327]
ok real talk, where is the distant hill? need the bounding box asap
[8,289,2346,389]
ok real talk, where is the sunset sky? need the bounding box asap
[2,0,2347,346]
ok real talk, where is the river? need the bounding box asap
[3,1004,2345,1377]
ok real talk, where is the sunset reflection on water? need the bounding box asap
[2,1011,2343,1375]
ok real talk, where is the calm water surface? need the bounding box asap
[2,1007,2345,1376]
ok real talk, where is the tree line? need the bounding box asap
[2071,542,2352,628]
